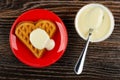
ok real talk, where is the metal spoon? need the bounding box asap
[74,6,104,75]
[74,28,93,75]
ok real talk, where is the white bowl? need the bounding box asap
[75,3,114,42]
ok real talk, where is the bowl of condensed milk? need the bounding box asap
[75,3,114,42]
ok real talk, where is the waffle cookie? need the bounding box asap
[15,20,56,58]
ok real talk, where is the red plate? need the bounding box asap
[9,9,68,68]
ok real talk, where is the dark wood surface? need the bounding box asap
[0,0,120,80]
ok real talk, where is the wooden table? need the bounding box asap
[0,0,120,80]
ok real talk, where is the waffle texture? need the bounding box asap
[15,20,56,58]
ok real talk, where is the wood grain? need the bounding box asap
[0,0,120,80]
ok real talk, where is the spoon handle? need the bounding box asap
[74,33,91,75]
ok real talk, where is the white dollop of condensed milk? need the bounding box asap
[85,7,103,29]
[30,28,55,50]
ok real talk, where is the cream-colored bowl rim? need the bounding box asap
[75,3,114,42]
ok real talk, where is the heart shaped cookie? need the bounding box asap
[15,20,56,58]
